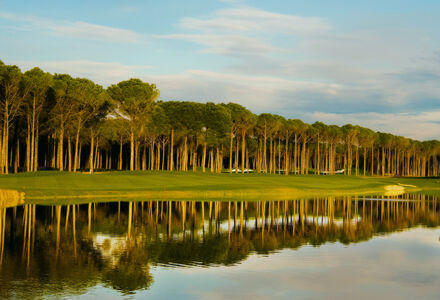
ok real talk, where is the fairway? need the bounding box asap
[1,171,439,203]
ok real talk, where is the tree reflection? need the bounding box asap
[0,193,438,298]
[103,247,153,294]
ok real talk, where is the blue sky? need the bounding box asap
[1,0,440,139]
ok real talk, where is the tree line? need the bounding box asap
[1,60,439,176]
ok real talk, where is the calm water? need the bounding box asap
[0,193,439,299]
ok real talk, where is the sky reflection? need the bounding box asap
[144,228,440,300]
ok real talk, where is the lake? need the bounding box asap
[0,192,439,299]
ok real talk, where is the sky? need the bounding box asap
[1,0,439,140]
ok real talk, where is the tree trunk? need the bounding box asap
[317,134,320,175]
[183,136,188,171]
[30,96,36,173]
[150,140,155,171]
[203,142,207,173]
[162,140,166,170]
[278,135,281,174]
[119,137,123,170]
[67,136,72,172]
[78,142,82,170]
[142,144,147,170]
[325,141,329,173]
[235,135,239,173]
[58,118,64,172]
[210,149,214,173]
[301,137,307,175]
[14,138,19,173]
[3,104,9,174]
[229,129,233,173]
[246,148,249,171]
[192,146,197,172]
[93,142,99,170]
[26,115,31,172]
[157,142,161,171]
[73,118,81,173]
[387,146,391,175]
[34,122,39,172]
[4,106,9,174]
[285,134,289,175]
[263,126,267,173]
[130,127,134,171]
[89,129,94,174]
[241,128,246,174]
[170,129,174,171]
[257,137,262,173]
[363,147,367,176]
[377,149,380,175]
[51,136,56,169]
[269,137,273,173]
[216,146,221,173]
[294,134,297,174]
[355,146,359,176]
[135,141,140,171]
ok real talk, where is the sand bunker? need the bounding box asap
[0,189,25,208]
[384,185,405,197]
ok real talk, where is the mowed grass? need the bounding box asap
[0,170,439,203]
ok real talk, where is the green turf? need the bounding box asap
[0,170,439,204]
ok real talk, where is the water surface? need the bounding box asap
[0,193,439,299]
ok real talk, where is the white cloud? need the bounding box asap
[296,30,431,67]
[50,21,142,43]
[142,69,342,111]
[180,6,330,35]
[157,6,329,56]
[0,11,143,43]
[158,34,281,55]
[156,5,440,114]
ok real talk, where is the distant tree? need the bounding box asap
[312,121,327,175]
[83,85,112,174]
[341,124,358,175]
[23,67,52,172]
[51,74,77,171]
[0,64,26,174]
[107,79,159,171]
[224,103,255,174]
[104,117,130,170]
[70,78,112,172]
[326,125,341,175]
[203,103,231,173]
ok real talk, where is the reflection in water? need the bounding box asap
[0,193,438,298]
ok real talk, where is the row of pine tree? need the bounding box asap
[1,61,439,176]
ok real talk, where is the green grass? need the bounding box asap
[0,170,439,204]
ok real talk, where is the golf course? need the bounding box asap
[1,171,439,204]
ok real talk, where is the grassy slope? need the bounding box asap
[0,171,438,203]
